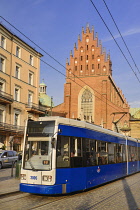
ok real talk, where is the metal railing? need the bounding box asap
[0,121,24,133]
[0,90,14,103]
[26,102,47,112]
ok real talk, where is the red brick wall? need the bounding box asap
[53,25,130,131]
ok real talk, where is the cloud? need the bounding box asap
[103,27,140,42]
[129,100,140,108]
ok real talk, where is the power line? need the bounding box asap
[0,16,65,71]
[41,58,128,114]
[89,0,140,84]
[0,16,129,115]
[102,0,140,74]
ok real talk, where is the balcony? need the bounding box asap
[0,122,25,135]
[25,102,46,114]
[0,90,14,104]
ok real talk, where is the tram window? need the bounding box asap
[70,137,83,168]
[70,137,82,157]
[108,143,116,164]
[116,144,122,163]
[96,141,108,165]
[85,139,96,166]
[24,140,52,171]
[56,136,70,168]
[122,144,126,162]
[139,147,140,161]
[128,146,137,162]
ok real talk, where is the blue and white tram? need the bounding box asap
[20,116,140,194]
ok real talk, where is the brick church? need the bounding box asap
[53,25,130,132]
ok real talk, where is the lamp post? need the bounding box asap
[120,123,131,175]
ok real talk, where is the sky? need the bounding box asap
[0,0,140,107]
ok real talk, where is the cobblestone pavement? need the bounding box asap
[0,171,140,210]
[0,167,20,195]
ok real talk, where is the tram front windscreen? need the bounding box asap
[23,120,55,171]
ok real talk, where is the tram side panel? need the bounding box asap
[127,140,139,175]
[86,162,127,189]
[55,168,87,193]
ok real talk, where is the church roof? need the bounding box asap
[40,82,46,86]
[39,93,54,107]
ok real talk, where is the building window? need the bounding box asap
[29,55,33,66]
[81,89,93,122]
[98,64,100,69]
[81,56,83,61]
[16,46,21,58]
[87,45,88,50]
[92,55,94,59]
[97,56,100,62]
[0,57,5,72]
[81,65,82,70]
[86,65,88,70]
[91,64,94,73]
[14,113,19,126]
[1,36,6,49]
[87,55,88,60]
[0,109,3,122]
[103,66,106,75]
[14,87,20,101]
[68,70,71,76]
[29,72,33,85]
[0,82,3,92]
[28,92,33,105]
[15,66,20,79]
[75,66,77,71]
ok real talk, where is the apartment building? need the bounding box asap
[0,23,45,151]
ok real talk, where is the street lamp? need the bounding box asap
[120,122,131,175]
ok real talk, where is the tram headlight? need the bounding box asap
[21,174,26,180]
[43,175,52,182]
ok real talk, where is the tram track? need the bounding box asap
[1,175,140,210]
[0,191,31,202]
[28,176,140,210]
[25,176,140,210]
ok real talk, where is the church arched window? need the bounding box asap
[81,89,93,122]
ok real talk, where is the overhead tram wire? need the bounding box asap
[0,16,64,69]
[89,0,140,84]
[41,58,128,114]
[0,16,130,113]
[0,16,129,113]
[102,0,140,74]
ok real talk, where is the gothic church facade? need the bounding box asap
[53,25,130,131]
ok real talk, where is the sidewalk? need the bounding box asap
[0,168,20,196]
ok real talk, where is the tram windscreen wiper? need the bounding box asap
[28,159,38,171]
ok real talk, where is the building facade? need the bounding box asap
[129,108,140,139]
[0,23,45,151]
[53,25,130,131]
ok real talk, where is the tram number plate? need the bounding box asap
[30,176,37,180]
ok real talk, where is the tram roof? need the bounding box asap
[39,116,138,143]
